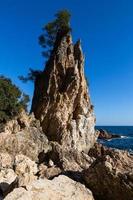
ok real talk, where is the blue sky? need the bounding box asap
[0,0,133,125]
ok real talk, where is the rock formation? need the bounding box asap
[31,34,96,153]
[0,32,133,200]
[97,129,120,140]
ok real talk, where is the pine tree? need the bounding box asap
[19,9,71,82]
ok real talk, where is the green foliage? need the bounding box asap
[19,9,71,83]
[19,68,42,83]
[39,9,71,58]
[0,76,29,123]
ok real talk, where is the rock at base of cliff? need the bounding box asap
[0,111,51,162]
[83,146,133,200]
[5,175,94,200]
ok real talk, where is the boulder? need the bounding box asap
[14,154,38,187]
[38,164,61,179]
[5,175,94,200]
[4,188,31,200]
[83,148,133,200]
[0,169,17,197]
[98,129,120,140]
[0,125,51,162]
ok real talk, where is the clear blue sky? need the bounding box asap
[0,0,133,125]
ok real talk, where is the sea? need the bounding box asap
[96,126,133,153]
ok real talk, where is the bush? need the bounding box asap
[0,76,29,123]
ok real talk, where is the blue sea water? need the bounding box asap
[96,126,133,152]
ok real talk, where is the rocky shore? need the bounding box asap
[0,34,133,200]
[97,129,121,140]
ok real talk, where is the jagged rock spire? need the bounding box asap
[31,34,96,153]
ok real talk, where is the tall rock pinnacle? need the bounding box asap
[31,34,96,153]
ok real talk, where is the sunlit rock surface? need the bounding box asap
[31,34,96,153]
[5,175,94,200]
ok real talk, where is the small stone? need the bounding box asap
[48,160,54,167]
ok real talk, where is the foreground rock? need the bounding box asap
[5,175,94,200]
[0,169,17,197]
[14,154,38,187]
[83,146,133,200]
[0,153,39,197]
[31,33,96,153]
[98,129,120,140]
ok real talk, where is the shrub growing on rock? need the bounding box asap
[39,9,71,58]
[0,76,29,123]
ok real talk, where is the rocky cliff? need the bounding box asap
[0,32,133,200]
[31,34,96,153]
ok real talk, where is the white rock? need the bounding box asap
[5,175,94,200]
[0,153,13,169]
[0,169,17,195]
[4,188,31,200]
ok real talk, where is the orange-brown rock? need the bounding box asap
[31,34,96,153]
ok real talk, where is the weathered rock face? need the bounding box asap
[31,34,96,153]
[83,147,133,200]
[48,142,95,172]
[0,111,51,161]
[5,175,94,200]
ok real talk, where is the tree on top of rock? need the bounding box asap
[39,9,71,58]
[19,9,71,82]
